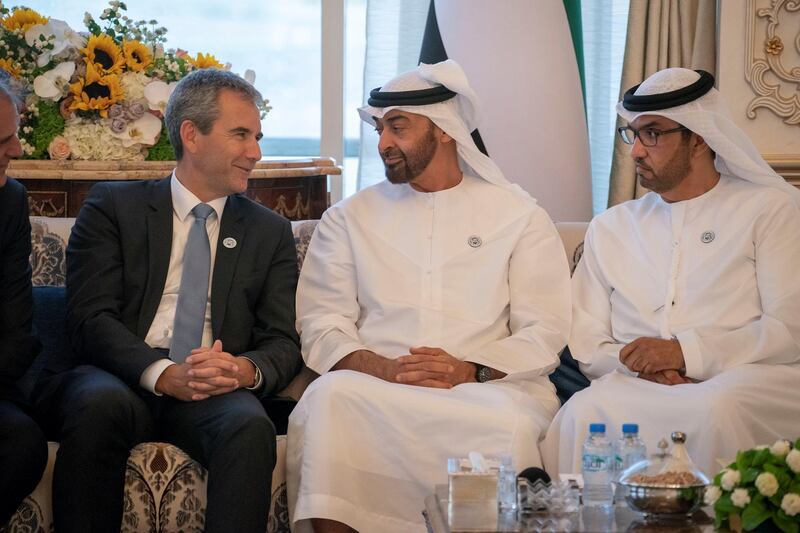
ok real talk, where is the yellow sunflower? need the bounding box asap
[122,40,153,72]
[69,63,124,116]
[82,34,125,75]
[1,8,48,32]
[188,52,224,69]
[0,58,21,79]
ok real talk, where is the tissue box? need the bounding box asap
[447,457,500,502]
[447,457,501,530]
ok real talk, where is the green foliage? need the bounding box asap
[716,492,736,515]
[754,448,773,468]
[712,440,800,533]
[145,125,174,161]
[774,510,800,533]
[743,467,761,484]
[739,450,755,472]
[21,101,65,159]
[742,495,771,530]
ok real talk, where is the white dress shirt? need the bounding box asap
[139,174,226,393]
[138,173,264,394]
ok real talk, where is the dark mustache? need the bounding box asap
[381,149,404,160]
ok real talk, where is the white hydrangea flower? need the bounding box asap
[786,449,800,474]
[120,71,150,101]
[755,472,779,497]
[731,488,751,508]
[721,469,741,491]
[63,119,146,161]
[771,440,791,458]
[704,485,722,506]
[755,445,769,450]
[782,493,800,517]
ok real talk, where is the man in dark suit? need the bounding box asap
[0,73,48,527]
[35,69,302,533]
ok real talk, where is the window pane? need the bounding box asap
[344,0,366,198]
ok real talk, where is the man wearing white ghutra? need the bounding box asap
[288,60,572,533]
[542,68,800,477]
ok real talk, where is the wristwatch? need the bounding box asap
[474,364,492,383]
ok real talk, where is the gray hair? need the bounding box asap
[165,68,262,160]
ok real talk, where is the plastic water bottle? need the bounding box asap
[497,455,517,511]
[614,424,647,480]
[582,423,613,507]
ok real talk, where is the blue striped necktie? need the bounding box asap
[170,203,214,362]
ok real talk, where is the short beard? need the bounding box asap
[382,125,438,184]
[636,139,692,194]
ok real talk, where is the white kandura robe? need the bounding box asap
[288,175,572,533]
[541,175,800,478]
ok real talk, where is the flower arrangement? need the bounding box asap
[706,438,800,533]
[0,1,270,161]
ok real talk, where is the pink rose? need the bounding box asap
[48,136,71,160]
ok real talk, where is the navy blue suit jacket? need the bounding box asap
[61,177,302,398]
[0,178,39,401]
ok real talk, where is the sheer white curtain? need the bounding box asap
[356,0,429,190]
[581,0,630,215]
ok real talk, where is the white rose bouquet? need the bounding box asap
[0,1,270,161]
[707,438,800,533]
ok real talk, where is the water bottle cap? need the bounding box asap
[622,423,639,434]
[589,423,606,433]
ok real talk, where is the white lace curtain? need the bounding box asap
[581,0,631,215]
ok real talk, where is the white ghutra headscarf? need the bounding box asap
[617,67,800,206]
[358,59,532,200]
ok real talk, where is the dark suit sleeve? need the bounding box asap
[66,183,164,386]
[0,182,39,390]
[241,219,302,397]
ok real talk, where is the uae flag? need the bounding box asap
[420,0,592,221]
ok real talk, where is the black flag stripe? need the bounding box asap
[418,0,489,157]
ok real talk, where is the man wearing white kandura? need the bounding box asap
[541,67,800,478]
[287,59,572,533]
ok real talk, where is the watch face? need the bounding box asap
[477,365,492,383]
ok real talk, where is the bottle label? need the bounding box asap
[582,454,609,472]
